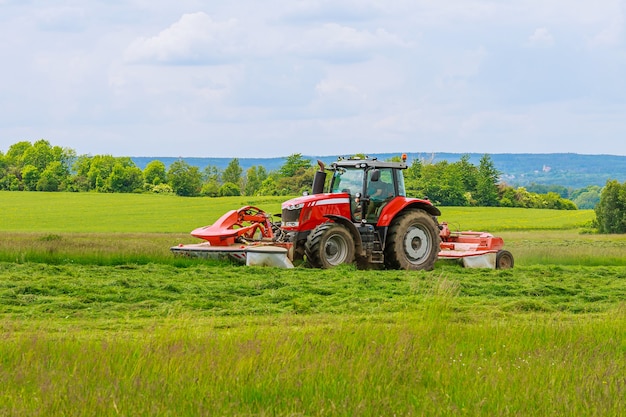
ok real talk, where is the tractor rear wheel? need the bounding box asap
[305,223,355,268]
[384,209,440,270]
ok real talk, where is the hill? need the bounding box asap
[132,152,626,189]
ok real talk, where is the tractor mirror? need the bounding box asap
[370,169,380,182]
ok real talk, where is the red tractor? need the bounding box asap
[281,155,441,270]
[172,155,513,270]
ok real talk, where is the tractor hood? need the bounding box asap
[281,193,352,231]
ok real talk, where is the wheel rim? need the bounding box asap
[403,225,431,263]
[324,234,349,265]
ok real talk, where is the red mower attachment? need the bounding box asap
[190,206,275,246]
[438,222,514,269]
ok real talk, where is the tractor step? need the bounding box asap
[370,240,384,263]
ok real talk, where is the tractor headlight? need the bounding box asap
[285,203,304,211]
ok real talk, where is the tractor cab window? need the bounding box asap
[367,168,394,200]
[330,168,364,195]
[366,168,396,222]
[396,170,406,197]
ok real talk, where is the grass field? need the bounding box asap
[0,191,624,416]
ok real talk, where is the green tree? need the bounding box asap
[279,154,311,178]
[143,160,167,186]
[275,166,316,195]
[222,158,242,186]
[21,165,40,191]
[201,165,222,197]
[595,180,626,233]
[219,182,241,196]
[455,154,479,195]
[417,161,467,206]
[274,154,315,195]
[108,163,144,193]
[257,176,279,196]
[167,160,202,196]
[22,139,55,171]
[78,155,139,192]
[5,141,32,168]
[68,155,93,192]
[571,185,601,210]
[201,181,220,197]
[0,152,6,186]
[404,158,423,197]
[475,154,500,206]
[203,165,221,184]
[244,165,268,196]
[541,192,577,210]
[37,161,69,191]
[3,140,73,191]
[85,155,117,192]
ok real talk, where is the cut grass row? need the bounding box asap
[1,261,624,320]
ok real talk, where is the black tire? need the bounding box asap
[496,250,514,269]
[384,209,440,271]
[305,223,355,268]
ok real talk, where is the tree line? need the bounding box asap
[0,139,585,212]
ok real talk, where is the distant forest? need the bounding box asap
[132,152,626,189]
[3,140,621,210]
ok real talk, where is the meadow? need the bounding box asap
[0,191,624,416]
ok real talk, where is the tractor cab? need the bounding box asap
[326,156,407,223]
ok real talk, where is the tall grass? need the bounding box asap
[0,232,196,265]
[500,230,626,266]
[1,312,623,416]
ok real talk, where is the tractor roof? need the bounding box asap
[330,156,407,170]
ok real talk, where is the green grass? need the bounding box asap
[1,191,594,233]
[0,191,284,233]
[1,313,623,416]
[439,206,595,231]
[0,191,624,416]
[1,262,625,319]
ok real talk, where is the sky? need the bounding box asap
[1,0,625,158]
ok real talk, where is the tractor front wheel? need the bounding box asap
[305,223,355,268]
[384,209,440,270]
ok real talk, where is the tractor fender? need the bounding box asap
[324,214,364,257]
[377,198,441,227]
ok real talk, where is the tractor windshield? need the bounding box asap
[330,168,364,195]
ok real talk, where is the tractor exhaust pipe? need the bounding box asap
[312,160,326,194]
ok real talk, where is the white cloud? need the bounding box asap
[588,14,624,47]
[124,12,240,65]
[527,27,555,47]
